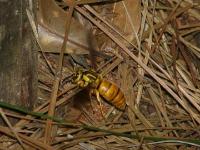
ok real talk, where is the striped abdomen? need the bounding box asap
[97,80,126,110]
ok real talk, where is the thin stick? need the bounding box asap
[0,126,53,150]
[26,9,56,75]
[75,6,200,124]
[0,108,26,149]
[151,0,182,53]
[1,101,200,146]
[44,1,75,144]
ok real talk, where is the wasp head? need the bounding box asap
[72,68,98,88]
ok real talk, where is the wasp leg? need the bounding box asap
[95,89,105,120]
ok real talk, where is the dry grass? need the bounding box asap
[0,0,200,149]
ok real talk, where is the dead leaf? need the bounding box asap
[37,0,98,54]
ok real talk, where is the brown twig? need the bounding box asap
[0,108,26,149]
[44,0,75,144]
[75,6,200,124]
[151,1,182,53]
[0,126,53,150]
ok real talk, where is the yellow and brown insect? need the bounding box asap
[72,69,126,110]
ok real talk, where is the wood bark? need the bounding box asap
[0,0,37,111]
